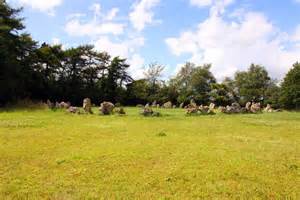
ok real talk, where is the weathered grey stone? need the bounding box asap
[199,105,209,113]
[264,104,274,112]
[100,101,114,115]
[224,103,241,114]
[163,101,172,109]
[186,107,198,114]
[152,101,157,107]
[115,107,126,115]
[60,101,71,109]
[179,103,184,109]
[209,103,215,110]
[83,98,93,114]
[219,106,226,113]
[68,106,79,114]
[47,100,54,109]
[250,102,261,113]
[199,105,215,115]
[245,102,252,111]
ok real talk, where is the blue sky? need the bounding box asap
[7,0,300,80]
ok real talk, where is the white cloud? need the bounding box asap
[166,8,300,80]
[94,36,145,79]
[129,0,160,31]
[190,0,234,16]
[128,54,145,79]
[105,8,120,21]
[190,0,212,7]
[64,3,148,79]
[65,20,124,37]
[65,3,124,37]
[51,37,68,49]
[52,37,61,45]
[8,0,63,15]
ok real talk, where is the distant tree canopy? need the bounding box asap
[234,64,271,104]
[0,1,132,105]
[0,1,300,109]
[280,62,300,109]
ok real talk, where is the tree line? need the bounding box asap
[1,1,299,109]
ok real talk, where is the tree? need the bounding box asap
[190,64,216,104]
[32,43,64,100]
[171,62,195,104]
[144,63,164,86]
[103,57,132,103]
[209,83,235,106]
[0,1,37,104]
[264,80,281,108]
[126,79,149,105]
[143,62,165,103]
[234,64,271,104]
[280,62,300,109]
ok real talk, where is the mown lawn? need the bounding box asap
[0,108,299,199]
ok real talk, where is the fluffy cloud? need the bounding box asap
[64,2,149,79]
[166,3,300,80]
[65,4,124,37]
[190,0,212,7]
[65,20,124,37]
[190,0,234,16]
[94,36,146,78]
[129,0,160,31]
[8,0,63,15]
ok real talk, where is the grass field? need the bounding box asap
[0,108,299,199]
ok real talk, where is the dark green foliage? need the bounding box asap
[126,79,149,105]
[210,83,235,106]
[0,1,37,104]
[280,62,300,109]
[234,64,271,104]
[0,1,133,105]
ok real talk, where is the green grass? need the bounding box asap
[0,108,299,199]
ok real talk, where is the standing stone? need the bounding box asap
[60,101,71,109]
[245,102,252,112]
[179,103,184,109]
[163,101,172,109]
[152,101,157,107]
[47,100,54,109]
[83,98,93,114]
[209,103,215,110]
[250,102,261,113]
[141,107,153,116]
[224,103,242,114]
[100,101,114,115]
[219,106,226,113]
[186,107,198,114]
[68,106,79,114]
[264,104,273,112]
[115,107,126,115]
